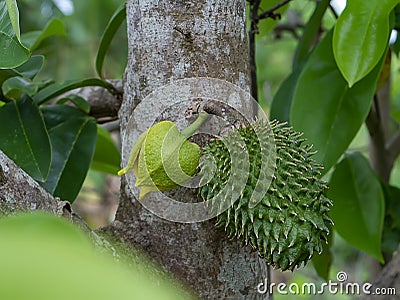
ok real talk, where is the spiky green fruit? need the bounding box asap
[199,120,332,271]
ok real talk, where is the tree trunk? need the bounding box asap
[102,1,270,298]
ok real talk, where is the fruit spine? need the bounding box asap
[199,120,332,271]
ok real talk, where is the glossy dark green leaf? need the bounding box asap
[0,56,43,85]
[270,65,303,122]
[14,55,44,79]
[57,94,91,114]
[40,117,97,202]
[41,105,87,130]
[0,68,19,85]
[293,0,329,68]
[0,32,30,68]
[0,0,17,38]
[96,3,126,79]
[91,125,120,175]
[0,1,30,68]
[33,78,114,105]
[327,152,385,262]
[5,0,19,39]
[21,18,66,51]
[2,76,38,98]
[290,30,385,174]
[0,95,51,181]
[333,0,398,87]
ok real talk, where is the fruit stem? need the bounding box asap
[181,111,209,138]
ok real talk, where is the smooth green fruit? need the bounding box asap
[137,121,201,192]
[199,120,332,271]
[119,112,208,199]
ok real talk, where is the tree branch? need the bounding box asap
[61,79,123,121]
[329,4,339,19]
[387,129,400,167]
[0,149,118,256]
[249,0,261,102]
[0,150,70,216]
[361,244,400,300]
[366,90,393,182]
[258,0,293,21]
[248,0,293,104]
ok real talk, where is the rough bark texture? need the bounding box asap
[0,150,118,256]
[362,245,400,300]
[0,150,69,216]
[102,1,270,298]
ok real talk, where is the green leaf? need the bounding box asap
[40,117,97,202]
[0,1,30,68]
[0,68,19,85]
[0,56,43,85]
[5,0,19,40]
[0,0,16,37]
[312,226,333,281]
[21,18,66,51]
[270,65,303,122]
[0,95,51,181]
[14,55,44,79]
[0,32,30,68]
[91,125,120,175]
[333,0,398,87]
[41,105,87,130]
[96,3,126,79]
[2,76,38,99]
[57,94,91,114]
[0,212,190,300]
[327,152,385,262]
[33,78,114,105]
[0,212,92,248]
[293,0,329,68]
[290,30,385,174]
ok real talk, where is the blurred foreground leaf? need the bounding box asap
[0,212,190,300]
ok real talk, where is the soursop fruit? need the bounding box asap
[199,120,332,271]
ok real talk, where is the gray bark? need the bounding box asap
[0,150,69,216]
[362,245,400,300]
[102,0,270,298]
[0,150,118,256]
[61,79,123,120]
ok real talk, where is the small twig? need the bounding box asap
[249,0,261,103]
[248,0,293,105]
[387,129,400,166]
[366,95,392,182]
[328,4,339,19]
[203,100,248,126]
[258,0,293,21]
